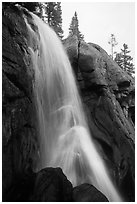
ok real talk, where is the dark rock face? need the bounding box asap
[3,167,73,202]
[63,36,79,76]
[2,4,135,202]
[30,168,73,202]
[73,183,109,202]
[2,6,73,202]
[64,37,135,201]
[2,4,39,199]
[3,170,36,201]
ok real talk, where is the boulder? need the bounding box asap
[3,167,73,202]
[73,183,108,202]
[30,168,73,202]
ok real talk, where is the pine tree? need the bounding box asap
[44,2,63,39]
[52,2,63,39]
[36,3,45,19]
[115,53,123,68]
[114,44,135,76]
[69,11,84,41]
[121,44,133,72]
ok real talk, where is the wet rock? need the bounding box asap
[2,4,135,202]
[30,168,73,202]
[73,183,109,202]
[63,35,79,76]
[3,170,35,202]
[2,4,39,197]
[64,37,135,201]
[3,167,73,202]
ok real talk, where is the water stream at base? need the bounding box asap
[25,13,122,202]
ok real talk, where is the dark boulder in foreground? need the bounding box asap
[3,166,109,202]
[30,168,73,202]
[3,167,73,202]
[73,183,109,202]
[2,4,135,202]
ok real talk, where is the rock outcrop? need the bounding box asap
[3,167,73,202]
[2,4,135,202]
[2,4,39,199]
[30,168,73,202]
[64,37,135,201]
[73,183,109,202]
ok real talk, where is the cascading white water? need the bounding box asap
[25,13,122,202]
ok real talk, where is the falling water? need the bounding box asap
[25,13,122,202]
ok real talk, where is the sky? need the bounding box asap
[61,2,135,62]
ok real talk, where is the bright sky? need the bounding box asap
[61,2,135,61]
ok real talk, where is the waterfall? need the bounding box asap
[25,13,122,202]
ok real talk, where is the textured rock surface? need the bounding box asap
[73,183,109,202]
[3,167,73,202]
[2,4,39,198]
[64,37,135,201]
[3,170,35,201]
[2,4,135,202]
[30,168,73,202]
[2,6,73,202]
[63,35,79,76]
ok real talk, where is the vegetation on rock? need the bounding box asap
[69,11,84,41]
[115,43,135,76]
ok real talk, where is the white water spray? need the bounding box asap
[25,13,122,201]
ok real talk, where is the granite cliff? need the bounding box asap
[2,5,135,201]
